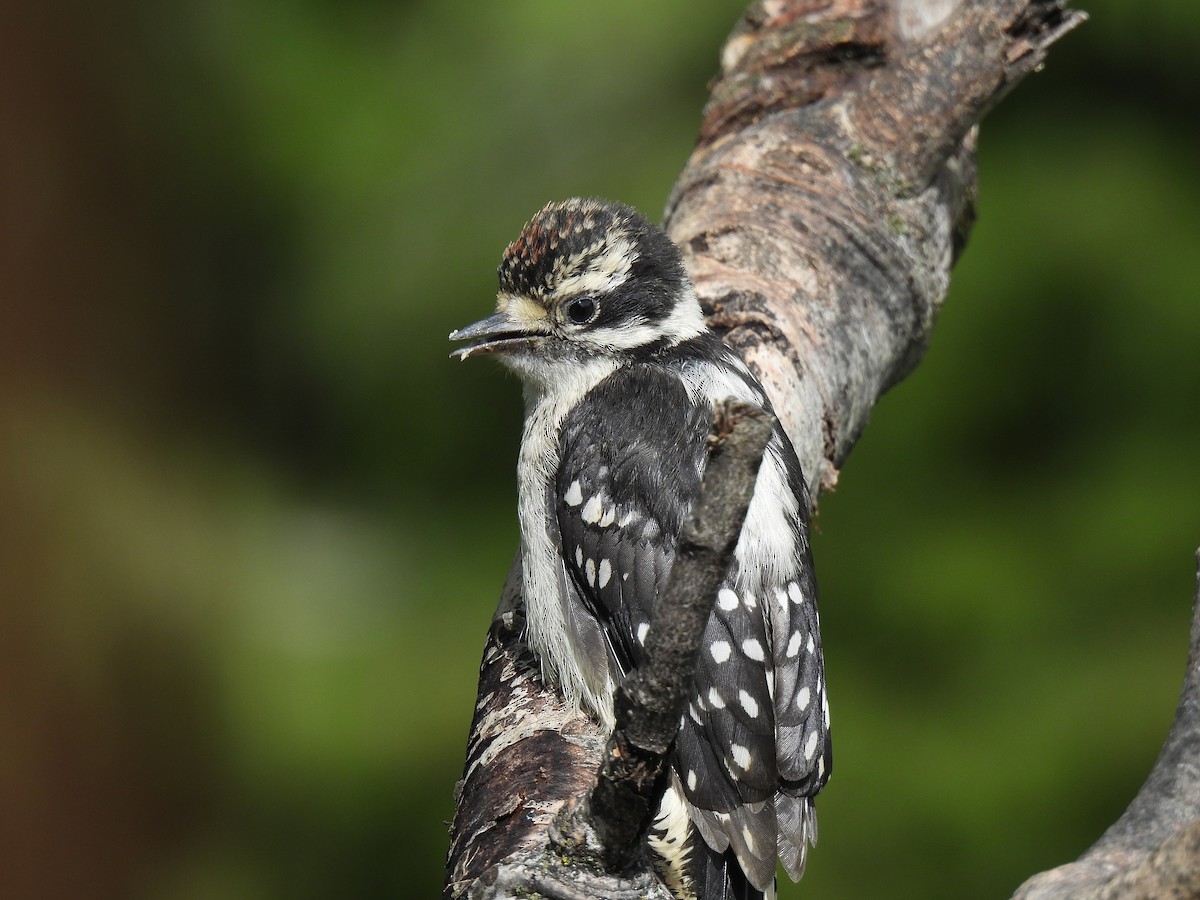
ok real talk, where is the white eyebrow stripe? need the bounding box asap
[580,320,658,349]
[552,234,636,298]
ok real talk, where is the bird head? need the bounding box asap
[450,198,706,382]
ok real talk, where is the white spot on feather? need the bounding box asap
[581,495,603,524]
[741,638,765,661]
[597,559,612,588]
[710,640,731,663]
[786,631,803,658]
[564,480,583,506]
[717,588,739,611]
[731,744,751,770]
[804,731,819,761]
[738,690,759,718]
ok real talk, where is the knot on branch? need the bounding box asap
[699,1,888,145]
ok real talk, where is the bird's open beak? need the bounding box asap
[449,311,542,361]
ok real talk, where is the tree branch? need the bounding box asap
[666,0,1085,494]
[445,1,1087,896]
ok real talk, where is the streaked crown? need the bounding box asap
[498,198,690,324]
[449,198,707,366]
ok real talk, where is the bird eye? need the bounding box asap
[564,296,598,325]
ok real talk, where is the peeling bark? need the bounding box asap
[667,0,1083,497]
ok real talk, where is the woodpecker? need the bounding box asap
[450,198,831,900]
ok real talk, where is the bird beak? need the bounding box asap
[449,311,542,361]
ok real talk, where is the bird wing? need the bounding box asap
[555,365,710,678]
[555,362,830,893]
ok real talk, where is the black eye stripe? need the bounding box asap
[565,296,598,325]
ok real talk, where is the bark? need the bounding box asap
[438,2,1187,898]
[666,0,1083,496]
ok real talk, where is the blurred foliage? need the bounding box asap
[0,1,1197,898]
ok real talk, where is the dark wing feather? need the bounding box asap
[556,365,710,677]
[556,357,831,896]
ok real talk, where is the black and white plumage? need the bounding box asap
[450,198,832,900]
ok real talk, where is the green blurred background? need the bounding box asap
[2,2,1197,898]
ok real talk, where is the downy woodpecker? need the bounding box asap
[451,198,831,900]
